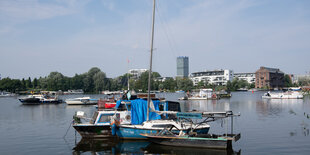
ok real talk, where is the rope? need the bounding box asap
[63,120,73,139]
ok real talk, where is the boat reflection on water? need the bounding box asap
[73,138,241,155]
[72,138,150,154]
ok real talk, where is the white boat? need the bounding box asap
[187,89,218,100]
[262,91,303,99]
[0,91,15,97]
[63,89,84,95]
[73,110,131,138]
[65,97,98,105]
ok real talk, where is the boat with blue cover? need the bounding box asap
[113,99,211,139]
[72,94,181,138]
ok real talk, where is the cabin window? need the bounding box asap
[90,111,99,124]
[151,124,171,128]
[97,114,114,123]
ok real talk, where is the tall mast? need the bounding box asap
[127,59,130,91]
[147,0,156,121]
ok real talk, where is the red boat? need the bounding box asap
[98,98,116,109]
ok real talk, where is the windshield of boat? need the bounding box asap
[90,111,99,124]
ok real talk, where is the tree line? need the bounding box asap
[0,67,297,93]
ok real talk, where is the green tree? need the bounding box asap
[284,74,292,87]
[26,77,32,89]
[93,71,106,92]
[46,72,65,91]
[33,78,38,89]
[83,67,102,92]
[176,78,193,91]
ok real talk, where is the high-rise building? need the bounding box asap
[176,56,189,78]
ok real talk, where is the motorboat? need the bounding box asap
[19,94,62,105]
[0,91,15,97]
[187,89,218,100]
[73,110,131,138]
[262,91,303,99]
[65,97,98,105]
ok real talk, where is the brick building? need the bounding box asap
[255,66,284,89]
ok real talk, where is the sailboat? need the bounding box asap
[113,0,210,139]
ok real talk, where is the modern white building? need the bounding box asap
[128,69,148,79]
[190,69,234,86]
[295,74,310,84]
[234,73,255,84]
[155,77,173,82]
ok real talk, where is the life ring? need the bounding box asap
[125,115,131,121]
[212,94,217,99]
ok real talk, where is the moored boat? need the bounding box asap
[262,91,303,99]
[73,110,131,138]
[65,97,98,105]
[116,119,210,139]
[141,132,240,150]
[141,111,241,150]
[187,89,218,100]
[97,98,117,109]
[19,94,62,105]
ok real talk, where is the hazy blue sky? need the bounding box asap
[1,0,310,79]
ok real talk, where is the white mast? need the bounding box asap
[147,0,156,121]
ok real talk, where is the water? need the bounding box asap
[0,92,310,154]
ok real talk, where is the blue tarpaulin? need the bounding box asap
[115,99,161,125]
[130,99,161,125]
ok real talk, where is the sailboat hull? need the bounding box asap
[116,126,210,139]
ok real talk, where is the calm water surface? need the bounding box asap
[0,92,310,154]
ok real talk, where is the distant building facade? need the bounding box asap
[128,69,148,79]
[177,56,189,78]
[295,74,310,84]
[234,73,255,84]
[255,66,284,89]
[190,69,234,86]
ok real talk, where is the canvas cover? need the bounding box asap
[115,99,161,125]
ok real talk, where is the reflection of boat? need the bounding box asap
[19,94,62,105]
[262,91,303,99]
[73,138,119,152]
[144,143,241,155]
[188,89,218,100]
[65,97,98,105]
[73,138,150,154]
[73,138,241,155]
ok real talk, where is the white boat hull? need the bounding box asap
[262,91,303,99]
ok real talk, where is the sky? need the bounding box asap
[0,0,310,79]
